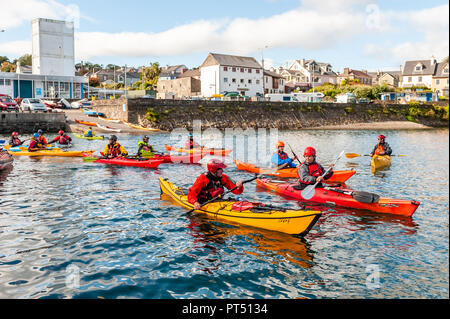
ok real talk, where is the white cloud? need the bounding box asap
[0,40,32,56]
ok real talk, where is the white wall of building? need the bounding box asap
[201,65,263,97]
[32,18,75,77]
[401,75,433,88]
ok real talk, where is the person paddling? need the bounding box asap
[369,135,392,157]
[185,133,201,150]
[103,135,128,159]
[37,129,48,146]
[296,147,334,190]
[271,141,297,169]
[188,159,243,211]
[137,135,155,157]
[28,133,47,152]
[49,130,72,145]
[9,132,25,147]
[84,127,95,138]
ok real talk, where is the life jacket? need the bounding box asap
[10,137,22,146]
[277,151,288,161]
[138,141,153,156]
[107,143,123,157]
[375,143,386,155]
[58,135,70,145]
[198,172,225,203]
[85,130,93,137]
[39,136,47,145]
[297,162,324,185]
[28,140,39,151]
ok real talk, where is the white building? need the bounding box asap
[263,70,285,94]
[401,58,438,88]
[32,18,75,76]
[0,18,87,99]
[200,53,263,97]
[287,59,338,85]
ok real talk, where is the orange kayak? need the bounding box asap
[75,119,98,127]
[235,160,356,184]
[164,145,232,156]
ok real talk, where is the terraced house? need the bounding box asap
[432,61,449,97]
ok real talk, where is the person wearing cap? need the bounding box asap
[49,130,72,145]
[103,135,128,159]
[369,135,392,157]
[185,133,201,150]
[9,132,25,147]
[28,133,47,152]
[296,147,334,190]
[137,135,155,157]
[188,159,244,210]
[37,129,48,146]
[271,141,297,169]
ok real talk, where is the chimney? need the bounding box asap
[301,58,305,66]
[431,56,437,65]
[344,67,350,75]
[362,69,368,75]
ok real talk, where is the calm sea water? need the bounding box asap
[0,129,448,299]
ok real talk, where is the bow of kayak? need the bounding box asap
[256,178,420,217]
[371,155,392,172]
[159,177,322,235]
[164,145,232,156]
[235,160,356,183]
[8,150,94,157]
[92,156,164,168]
[74,134,104,140]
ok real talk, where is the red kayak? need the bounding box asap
[153,153,204,164]
[256,178,420,217]
[91,156,164,168]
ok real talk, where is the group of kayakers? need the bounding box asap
[9,129,72,152]
[186,135,393,209]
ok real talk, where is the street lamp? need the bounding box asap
[259,45,268,96]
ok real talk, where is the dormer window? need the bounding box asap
[415,64,422,71]
[444,67,449,74]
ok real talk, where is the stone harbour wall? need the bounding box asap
[0,111,67,134]
[92,98,449,131]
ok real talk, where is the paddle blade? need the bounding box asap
[345,153,361,159]
[301,185,316,200]
[82,156,99,162]
[352,191,380,203]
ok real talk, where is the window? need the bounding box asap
[415,65,421,71]
[256,80,260,84]
[232,78,236,83]
[103,75,107,81]
[408,77,412,82]
[0,79,4,86]
[224,67,228,71]
[224,78,228,83]
[232,67,236,72]
[444,68,449,74]
[248,79,252,84]
[248,69,252,73]
[4,79,10,86]
[418,76,422,82]
[240,79,244,83]
[436,79,440,85]
[256,70,260,74]
[240,68,244,73]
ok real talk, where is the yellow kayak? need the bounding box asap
[8,150,94,157]
[159,177,322,236]
[371,155,392,172]
[123,121,160,132]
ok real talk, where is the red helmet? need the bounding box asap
[12,132,18,137]
[378,135,386,140]
[207,159,227,174]
[58,130,64,135]
[304,147,316,157]
[276,141,285,148]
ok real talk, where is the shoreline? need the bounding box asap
[301,121,439,130]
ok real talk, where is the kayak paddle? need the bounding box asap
[346,153,406,158]
[301,150,345,200]
[287,143,302,166]
[324,187,380,204]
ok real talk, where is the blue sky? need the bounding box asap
[0,0,448,72]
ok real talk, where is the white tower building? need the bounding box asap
[31,18,75,76]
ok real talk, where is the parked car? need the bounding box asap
[0,94,19,111]
[20,98,48,112]
[357,98,371,104]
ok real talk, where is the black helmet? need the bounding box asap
[109,135,118,141]
[143,135,149,140]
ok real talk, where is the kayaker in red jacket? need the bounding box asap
[37,129,48,146]
[296,147,334,190]
[185,133,201,149]
[103,135,128,159]
[9,132,25,146]
[49,130,72,145]
[28,133,47,152]
[188,159,243,210]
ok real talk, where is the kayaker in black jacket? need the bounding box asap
[296,147,334,190]
[369,135,392,157]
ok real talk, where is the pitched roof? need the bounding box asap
[178,69,200,78]
[434,62,449,78]
[162,65,187,73]
[264,69,283,78]
[201,53,262,69]
[403,59,437,76]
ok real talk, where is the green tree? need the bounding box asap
[0,56,9,64]
[0,61,16,72]
[141,62,161,89]
[14,54,32,66]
